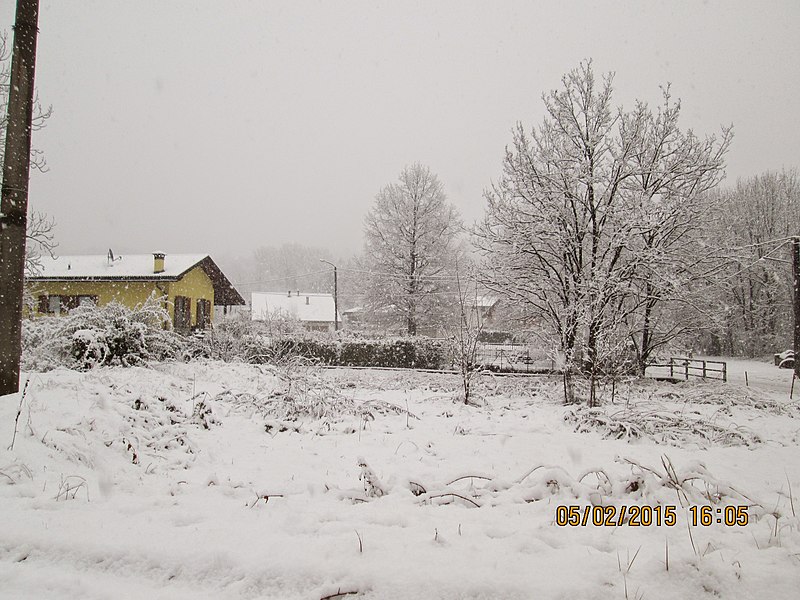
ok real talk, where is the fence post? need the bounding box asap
[702,360,707,380]
[670,357,674,379]
[722,362,727,383]
[684,360,689,381]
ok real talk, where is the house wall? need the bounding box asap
[28,265,216,329]
[29,280,159,313]
[166,266,215,327]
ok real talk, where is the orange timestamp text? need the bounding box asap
[555,505,749,527]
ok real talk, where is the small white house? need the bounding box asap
[251,291,341,332]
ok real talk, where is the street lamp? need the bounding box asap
[319,259,339,332]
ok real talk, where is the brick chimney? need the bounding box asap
[153,252,165,274]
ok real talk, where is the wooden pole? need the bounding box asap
[793,237,800,383]
[0,0,41,396]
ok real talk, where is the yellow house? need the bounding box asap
[26,251,244,331]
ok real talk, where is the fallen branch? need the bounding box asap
[422,492,481,508]
[249,493,284,508]
[446,474,493,486]
[320,588,359,600]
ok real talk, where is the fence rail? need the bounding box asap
[646,357,727,382]
[474,343,556,373]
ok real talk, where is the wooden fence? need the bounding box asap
[646,357,727,382]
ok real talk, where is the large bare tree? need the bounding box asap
[476,62,730,403]
[363,163,462,336]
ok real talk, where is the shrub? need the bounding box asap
[22,294,184,371]
[188,315,274,363]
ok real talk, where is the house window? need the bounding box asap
[174,296,191,331]
[48,295,62,314]
[78,295,97,308]
[38,294,98,315]
[196,299,212,329]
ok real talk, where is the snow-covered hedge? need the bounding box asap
[191,320,449,370]
[22,295,184,371]
[339,338,447,369]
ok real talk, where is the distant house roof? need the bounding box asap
[27,253,245,305]
[251,292,340,324]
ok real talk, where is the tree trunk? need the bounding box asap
[563,368,576,404]
[407,312,416,336]
[0,0,40,396]
[638,288,654,376]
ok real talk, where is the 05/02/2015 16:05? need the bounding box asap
[555,505,749,527]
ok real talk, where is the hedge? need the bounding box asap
[193,324,450,370]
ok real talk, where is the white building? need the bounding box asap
[251,291,340,332]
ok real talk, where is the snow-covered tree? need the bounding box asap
[476,62,730,403]
[616,87,731,372]
[363,163,463,336]
[702,170,800,356]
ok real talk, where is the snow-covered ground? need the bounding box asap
[1,360,799,599]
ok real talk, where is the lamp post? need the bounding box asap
[319,259,339,332]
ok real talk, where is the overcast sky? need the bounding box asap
[2,0,798,266]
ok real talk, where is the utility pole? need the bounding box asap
[793,237,800,382]
[0,0,41,396]
[320,259,338,332]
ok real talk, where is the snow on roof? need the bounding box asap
[28,254,209,280]
[251,292,340,323]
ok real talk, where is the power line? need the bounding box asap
[338,267,471,281]
[232,268,332,287]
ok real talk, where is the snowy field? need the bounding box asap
[2,360,799,599]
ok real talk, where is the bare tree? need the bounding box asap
[24,210,57,274]
[0,30,51,174]
[618,87,731,372]
[476,62,730,404]
[702,170,800,356]
[452,270,485,405]
[363,163,463,336]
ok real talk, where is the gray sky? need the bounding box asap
[2,0,799,265]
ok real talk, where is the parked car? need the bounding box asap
[774,349,795,369]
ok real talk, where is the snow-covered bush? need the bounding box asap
[22,295,185,370]
[191,318,450,370]
[187,315,274,363]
